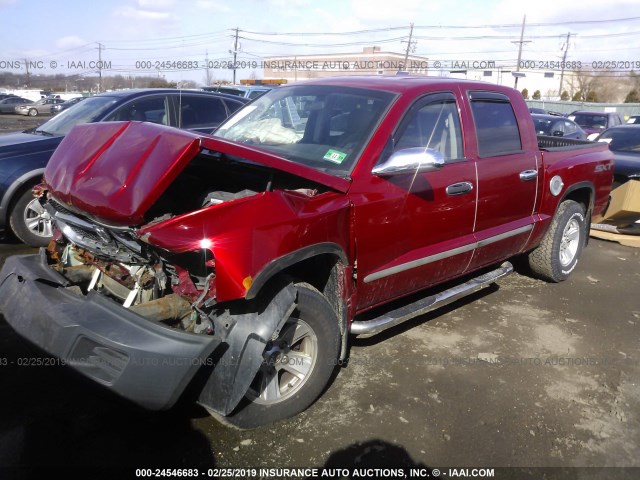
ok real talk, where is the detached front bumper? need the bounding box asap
[0,252,221,410]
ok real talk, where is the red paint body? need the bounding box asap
[44,77,613,320]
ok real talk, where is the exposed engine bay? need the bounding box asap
[43,149,324,337]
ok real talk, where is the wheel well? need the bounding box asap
[261,253,349,359]
[281,254,340,294]
[276,253,345,311]
[562,187,592,214]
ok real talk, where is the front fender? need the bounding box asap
[139,190,352,302]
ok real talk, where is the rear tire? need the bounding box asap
[219,282,340,429]
[528,200,586,282]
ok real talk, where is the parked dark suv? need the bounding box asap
[0,89,248,246]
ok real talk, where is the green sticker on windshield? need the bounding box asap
[323,149,347,164]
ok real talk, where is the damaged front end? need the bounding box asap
[45,200,218,336]
[0,121,346,416]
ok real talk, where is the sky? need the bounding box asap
[1,0,640,86]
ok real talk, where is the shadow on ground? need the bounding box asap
[0,319,215,479]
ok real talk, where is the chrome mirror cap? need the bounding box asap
[373,147,445,176]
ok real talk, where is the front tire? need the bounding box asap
[221,282,340,429]
[9,189,53,247]
[28,108,38,117]
[528,200,586,282]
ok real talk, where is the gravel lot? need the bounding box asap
[0,236,638,479]
[0,113,49,133]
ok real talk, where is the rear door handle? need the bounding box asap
[519,170,538,181]
[446,181,474,196]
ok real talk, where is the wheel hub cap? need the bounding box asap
[559,218,580,267]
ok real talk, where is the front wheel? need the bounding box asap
[528,200,586,282]
[221,282,340,429]
[9,189,53,247]
[28,108,38,117]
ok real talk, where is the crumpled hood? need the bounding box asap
[44,121,350,226]
[44,121,202,226]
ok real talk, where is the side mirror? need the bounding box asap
[552,130,564,137]
[373,147,445,176]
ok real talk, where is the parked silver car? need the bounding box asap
[15,98,65,116]
[0,96,33,113]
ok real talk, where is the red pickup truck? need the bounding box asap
[0,77,613,428]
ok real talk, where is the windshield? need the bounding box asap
[569,113,608,129]
[214,85,395,175]
[597,129,640,152]
[35,96,118,136]
[533,118,557,135]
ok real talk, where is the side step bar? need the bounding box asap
[350,262,514,338]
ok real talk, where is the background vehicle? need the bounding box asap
[528,107,563,116]
[51,96,86,114]
[0,89,248,247]
[14,98,65,116]
[531,113,587,139]
[203,84,275,99]
[626,115,640,124]
[567,110,625,135]
[0,97,33,113]
[593,124,640,187]
[0,77,613,429]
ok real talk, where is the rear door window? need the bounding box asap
[175,95,228,129]
[469,92,522,157]
[106,95,169,125]
[223,99,245,115]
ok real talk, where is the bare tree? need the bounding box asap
[568,69,599,102]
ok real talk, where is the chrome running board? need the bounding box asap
[350,261,514,338]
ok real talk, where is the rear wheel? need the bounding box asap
[221,282,340,429]
[528,200,586,282]
[9,189,53,247]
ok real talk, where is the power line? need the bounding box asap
[237,35,407,47]
[238,16,640,35]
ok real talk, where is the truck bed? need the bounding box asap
[537,135,600,151]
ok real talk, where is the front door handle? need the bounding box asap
[520,170,538,181]
[446,181,474,196]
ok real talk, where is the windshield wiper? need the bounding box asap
[35,129,55,136]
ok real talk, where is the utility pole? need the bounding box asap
[402,23,415,72]
[512,15,531,89]
[558,32,572,100]
[205,49,212,86]
[24,58,31,88]
[97,42,103,92]
[232,27,239,84]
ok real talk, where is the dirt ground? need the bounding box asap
[0,235,638,479]
[0,113,49,133]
